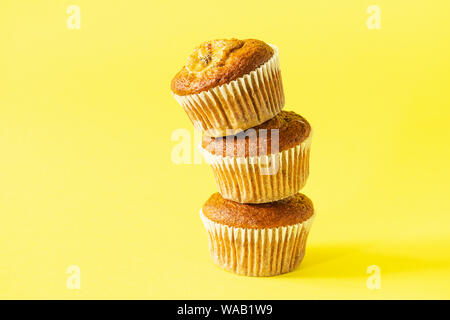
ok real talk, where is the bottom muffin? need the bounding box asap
[200,192,315,277]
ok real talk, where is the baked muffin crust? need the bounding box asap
[202,193,314,229]
[202,111,311,157]
[171,39,274,96]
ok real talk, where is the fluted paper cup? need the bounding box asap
[200,210,315,277]
[173,45,284,137]
[200,132,312,203]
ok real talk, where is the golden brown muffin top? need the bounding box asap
[202,193,314,229]
[171,39,274,96]
[202,111,311,157]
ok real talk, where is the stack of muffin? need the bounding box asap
[171,39,314,276]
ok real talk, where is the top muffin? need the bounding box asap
[171,39,274,96]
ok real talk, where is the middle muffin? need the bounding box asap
[201,110,312,203]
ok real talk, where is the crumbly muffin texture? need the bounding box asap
[202,192,314,229]
[171,39,274,95]
[202,111,311,157]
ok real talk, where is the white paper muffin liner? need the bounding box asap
[173,45,284,137]
[200,210,315,277]
[200,133,312,204]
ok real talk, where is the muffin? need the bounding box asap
[171,39,284,137]
[201,192,315,276]
[201,111,312,203]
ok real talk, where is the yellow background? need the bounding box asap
[1,0,449,299]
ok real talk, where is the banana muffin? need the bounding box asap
[201,192,315,276]
[171,38,284,137]
[201,111,312,203]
